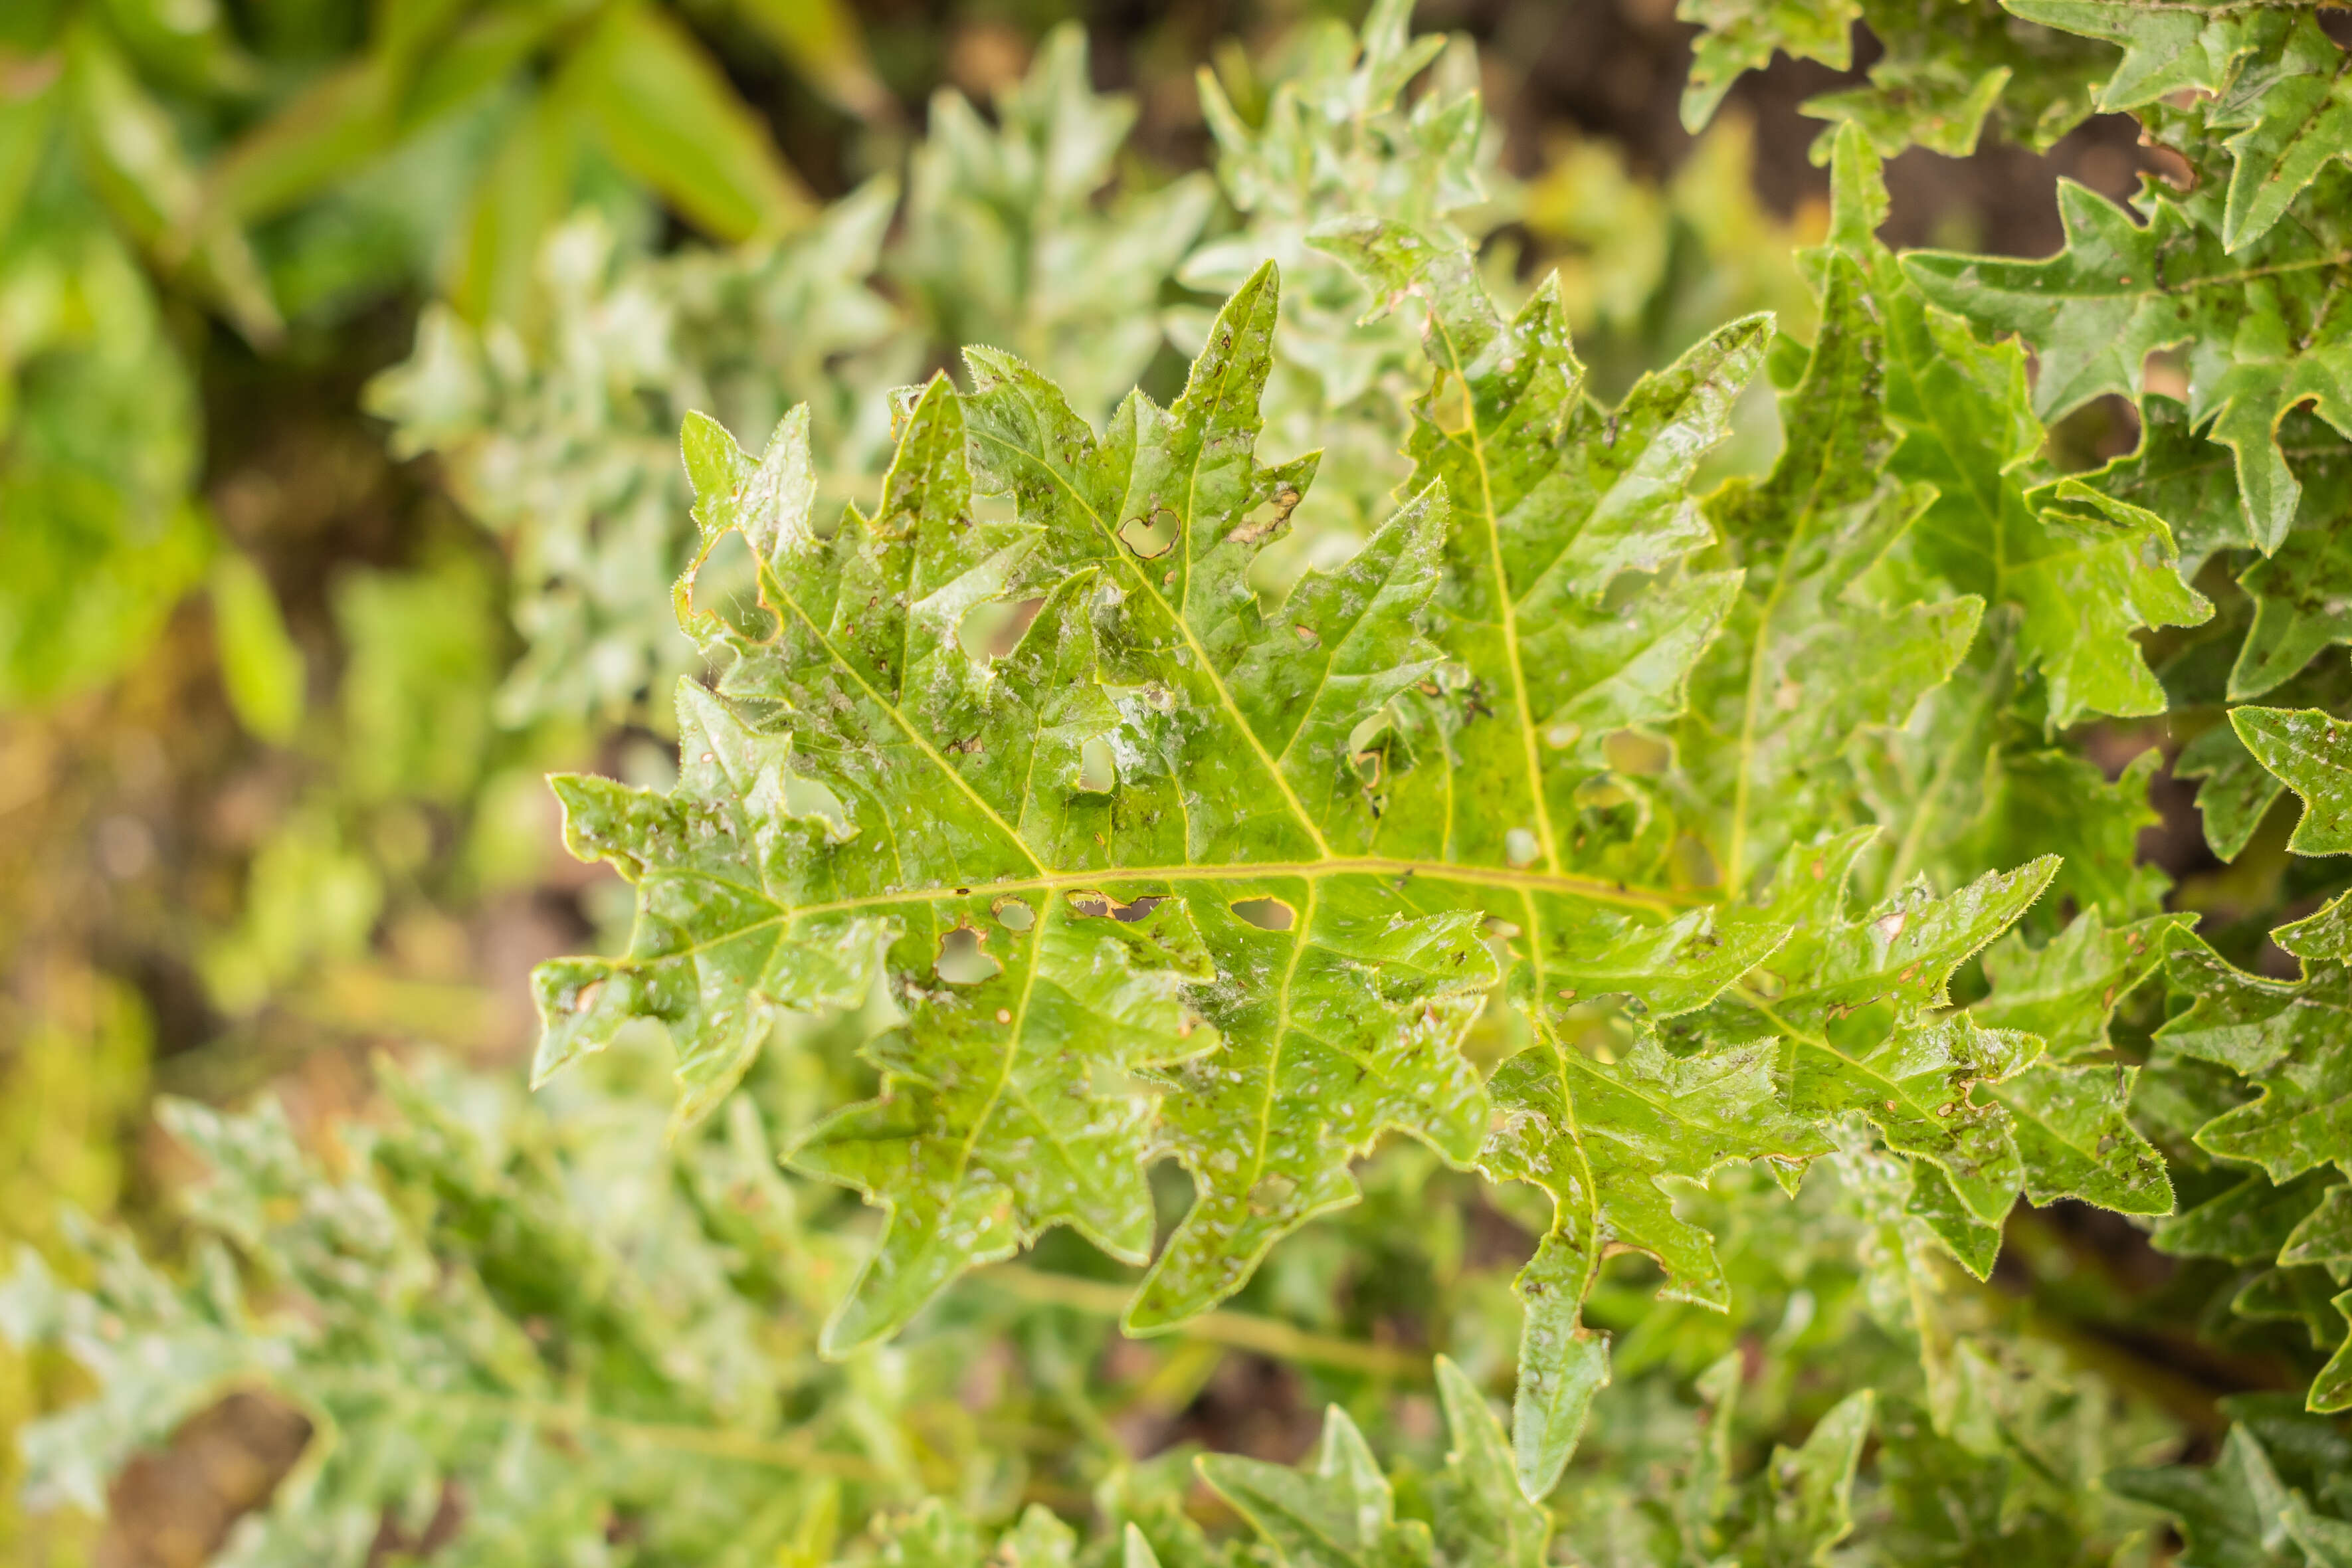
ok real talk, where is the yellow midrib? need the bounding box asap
[781,856,1701,920]
[599,856,1703,975]
[1423,310,1564,881]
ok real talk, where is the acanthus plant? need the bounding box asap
[10,1,2352,1563]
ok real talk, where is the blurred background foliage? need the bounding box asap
[0,0,2301,1563]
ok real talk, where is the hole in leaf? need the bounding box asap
[1431,371,1476,436]
[1504,828,1541,868]
[782,774,858,844]
[993,896,1034,930]
[688,530,776,641]
[1077,737,1116,793]
[1226,485,1303,546]
[958,596,1046,660]
[1672,834,1719,888]
[935,925,1001,985]
[2048,390,2143,469]
[1068,890,1164,921]
[1575,775,1634,811]
[1231,897,1295,931]
[1601,568,1656,614]
[1603,730,1670,776]
[1118,506,1180,559]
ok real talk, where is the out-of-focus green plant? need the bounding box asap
[0,967,149,1564]
[0,70,213,706]
[0,0,882,714]
[369,186,911,728]
[893,23,1215,424]
[193,536,552,1045]
[1523,114,1821,395]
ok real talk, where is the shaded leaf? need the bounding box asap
[2158,945,2352,1183]
[2232,706,2352,856]
[1905,164,2352,553]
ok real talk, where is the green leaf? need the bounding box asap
[1755,1389,1876,1566]
[1975,908,2192,1061]
[2275,890,2352,962]
[444,91,579,326]
[1429,1358,1551,1565]
[2109,1423,2298,1568]
[1989,1061,2173,1213]
[2064,393,2257,572]
[2007,2,2352,252]
[1312,217,1761,815]
[1120,1524,1165,1568]
[1681,0,2110,157]
[1190,0,1488,540]
[2287,1492,2352,1568]
[2235,517,2352,702]
[2282,1181,2352,1266]
[2158,946,2352,1183]
[2159,942,2334,1077]
[1904,165,2352,554]
[1906,1159,2007,1278]
[367,183,908,729]
[536,268,1516,1349]
[1791,1017,2038,1223]
[2317,1292,2352,1413]
[1803,41,2011,159]
[729,0,894,122]
[1122,880,1498,1335]
[1673,853,2062,1226]
[534,239,2063,1384]
[60,22,279,342]
[2232,1264,2349,1348]
[2019,482,2213,722]
[1197,1403,1434,1567]
[1820,126,2208,727]
[1482,1001,1837,1497]
[2232,706,2352,855]
[1678,0,1858,132]
[2179,718,2287,862]
[1680,247,1981,892]
[1813,0,2113,158]
[898,25,1213,421]
[1197,1367,1550,1565]
[0,1230,270,1517]
[2154,1167,2337,1264]
[1856,694,2170,924]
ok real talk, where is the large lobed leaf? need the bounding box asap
[533,227,2167,1493]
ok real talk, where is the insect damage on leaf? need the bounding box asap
[535,241,2094,1492]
